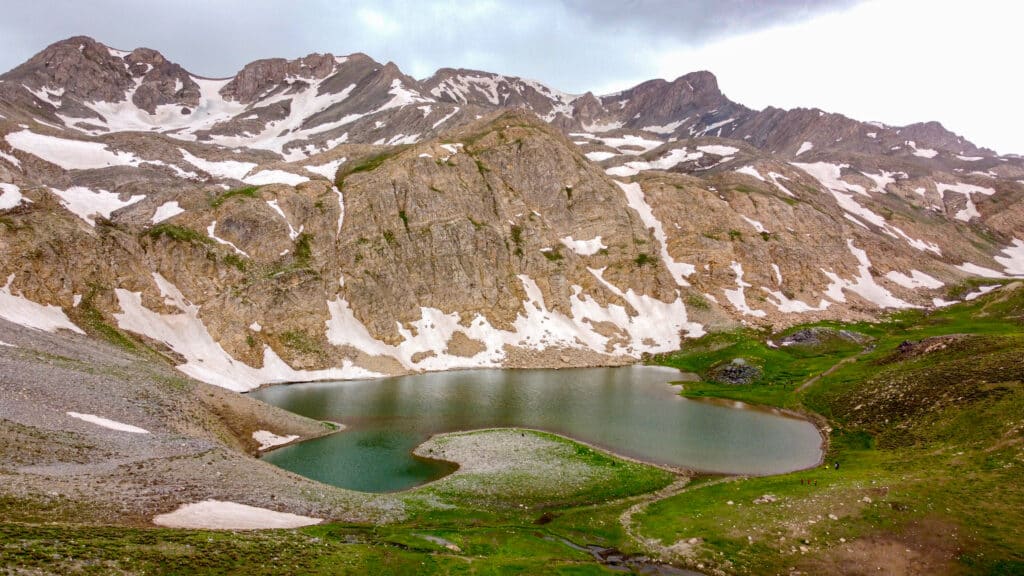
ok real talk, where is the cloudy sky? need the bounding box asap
[1,0,1021,153]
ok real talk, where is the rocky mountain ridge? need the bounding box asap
[0,36,1022,391]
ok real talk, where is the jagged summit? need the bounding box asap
[0,35,1000,161]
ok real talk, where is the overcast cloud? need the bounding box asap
[0,0,1021,153]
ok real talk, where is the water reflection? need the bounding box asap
[250,366,822,493]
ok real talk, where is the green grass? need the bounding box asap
[294,232,313,264]
[633,253,654,267]
[72,289,142,352]
[279,329,323,356]
[637,283,1024,573]
[409,429,675,514]
[651,325,864,407]
[542,247,564,262]
[336,149,406,188]
[222,252,247,271]
[1,428,676,575]
[210,185,261,208]
[0,522,633,575]
[510,224,524,257]
[686,294,710,310]
[5,283,1023,575]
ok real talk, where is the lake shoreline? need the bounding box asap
[253,366,825,492]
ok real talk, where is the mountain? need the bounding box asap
[1,35,1022,391]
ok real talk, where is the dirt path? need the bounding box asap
[619,475,746,564]
[795,346,872,393]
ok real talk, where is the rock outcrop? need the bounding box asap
[1,35,1022,391]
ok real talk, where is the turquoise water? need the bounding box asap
[250,366,823,493]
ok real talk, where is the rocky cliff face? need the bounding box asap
[1,36,1022,391]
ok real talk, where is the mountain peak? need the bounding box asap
[674,70,720,94]
[221,52,341,103]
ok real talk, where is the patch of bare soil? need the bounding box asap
[798,517,967,576]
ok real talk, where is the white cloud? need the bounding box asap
[645,0,1024,154]
[355,8,402,36]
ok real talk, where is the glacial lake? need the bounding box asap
[250,366,823,493]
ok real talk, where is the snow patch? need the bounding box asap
[616,181,694,285]
[207,221,248,256]
[614,147,703,174]
[152,500,321,530]
[114,273,380,391]
[585,151,617,162]
[735,165,765,181]
[266,199,303,240]
[762,288,831,313]
[597,134,663,156]
[179,149,256,180]
[821,241,916,309]
[252,430,299,451]
[66,412,149,434]
[641,119,686,134]
[935,182,996,222]
[583,120,625,133]
[955,262,1006,278]
[884,270,944,289]
[861,170,897,194]
[49,187,145,226]
[767,172,796,197]
[0,275,84,334]
[304,158,344,180]
[0,149,21,167]
[795,141,813,157]
[994,239,1024,275]
[6,130,143,170]
[964,285,999,301]
[723,262,766,317]
[560,235,607,256]
[907,141,938,158]
[695,117,734,136]
[0,183,29,210]
[697,144,739,156]
[150,201,184,224]
[326,270,704,370]
[243,170,309,186]
[793,162,940,254]
[741,215,768,234]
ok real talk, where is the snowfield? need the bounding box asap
[152,500,322,530]
[114,273,381,391]
[6,130,144,170]
[50,186,145,225]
